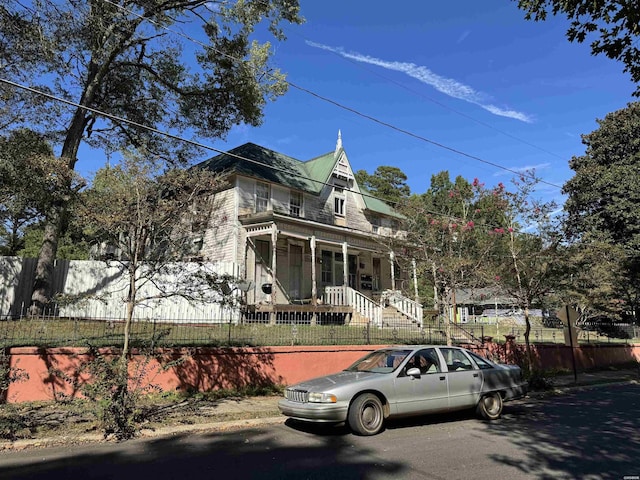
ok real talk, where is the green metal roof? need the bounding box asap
[196,142,402,218]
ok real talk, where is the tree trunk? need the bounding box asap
[523,307,533,373]
[28,212,60,316]
[28,107,88,314]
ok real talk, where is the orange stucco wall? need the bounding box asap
[5,343,640,403]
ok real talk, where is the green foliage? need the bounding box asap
[355,166,411,206]
[0,0,304,165]
[0,129,55,255]
[17,223,91,260]
[516,0,640,95]
[564,102,640,252]
[562,102,640,320]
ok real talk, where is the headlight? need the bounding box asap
[308,392,337,403]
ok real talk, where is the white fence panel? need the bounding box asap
[1,257,242,323]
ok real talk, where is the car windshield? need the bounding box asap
[344,349,412,373]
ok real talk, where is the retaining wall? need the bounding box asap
[5,342,640,403]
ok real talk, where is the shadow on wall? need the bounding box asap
[475,340,640,372]
[159,347,282,392]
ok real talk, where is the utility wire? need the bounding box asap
[1,77,533,231]
[98,0,563,191]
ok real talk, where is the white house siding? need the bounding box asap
[237,177,256,216]
[271,184,289,215]
[200,188,237,264]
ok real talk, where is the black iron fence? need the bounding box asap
[1,312,637,349]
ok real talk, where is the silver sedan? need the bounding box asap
[278,345,528,435]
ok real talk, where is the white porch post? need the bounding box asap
[270,225,278,296]
[310,235,317,306]
[342,242,348,289]
[390,251,396,291]
[412,258,419,302]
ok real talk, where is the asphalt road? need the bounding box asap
[1,383,638,480]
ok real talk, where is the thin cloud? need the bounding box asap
[307,41,532,123]
[457,31,470,44]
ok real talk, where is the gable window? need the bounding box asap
[256,182,270,213]
[289,191,303,217]
[333,187,345,217]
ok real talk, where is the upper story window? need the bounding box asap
[334,187,345,217]
[289,191,303,217]
[256,181,270,213]
[371,216,381,234]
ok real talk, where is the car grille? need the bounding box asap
[284,388,308,403]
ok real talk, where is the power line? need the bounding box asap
[97,0,564,191]
[0,77,536,231]
[286,29,565,162]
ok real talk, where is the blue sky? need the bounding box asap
[80,1,636,206]
[204,1,636,206]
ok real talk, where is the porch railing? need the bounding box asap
[324,286,382,327]
[384,290,424,327]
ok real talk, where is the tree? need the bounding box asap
[77,153,232,438]
[0,0,303,313]
[355,166,411,206]
[486,173,563,371]
[401,172,497,343]
[516,0,640,95]
[0,129,83,256]
[562,102,640,322]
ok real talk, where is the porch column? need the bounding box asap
[270,225,278,325]
[342,242,348,289]
[310,236,317,306]
[390,251,396,291]
[270,225,278,297]
[412,258,419,302]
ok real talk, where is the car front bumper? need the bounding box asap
[278,399,349,423]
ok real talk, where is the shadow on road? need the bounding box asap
[0,424,405,480]
[486,384,640,479]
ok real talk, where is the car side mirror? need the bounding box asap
[406,367,421,377]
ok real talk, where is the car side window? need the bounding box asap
[468,351,493,370]
[440,348,474,372]
[403,348,441,375]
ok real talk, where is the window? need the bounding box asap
[256,182,270,213]
[289,191,303,217]
[333,187,345,216]
[371,216,381,234]
[440,348,474,372]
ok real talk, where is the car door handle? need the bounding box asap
[439,376,445,381]
[473,373,479,378]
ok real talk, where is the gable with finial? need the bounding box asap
[332,130,354,181]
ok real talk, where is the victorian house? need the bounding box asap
[194,132,423,326]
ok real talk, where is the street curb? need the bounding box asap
[1,377,637,451]
[527,378,639,399]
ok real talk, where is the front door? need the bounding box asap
[289,244,302,300]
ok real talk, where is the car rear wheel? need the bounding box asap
[348,393,384,436]
[477,392,503,420]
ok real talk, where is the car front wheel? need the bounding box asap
[477,392,503,420]
[348,393,384,436]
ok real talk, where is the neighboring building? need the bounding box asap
[193,132,422,326]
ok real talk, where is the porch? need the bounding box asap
[242,286,425,328]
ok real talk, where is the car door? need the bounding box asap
[392,348,449,416]
[438,347,484,410]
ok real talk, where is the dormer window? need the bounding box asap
[256,181,270,213]
[289,191,303,217]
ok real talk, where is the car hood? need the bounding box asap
[288,371,381,391]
